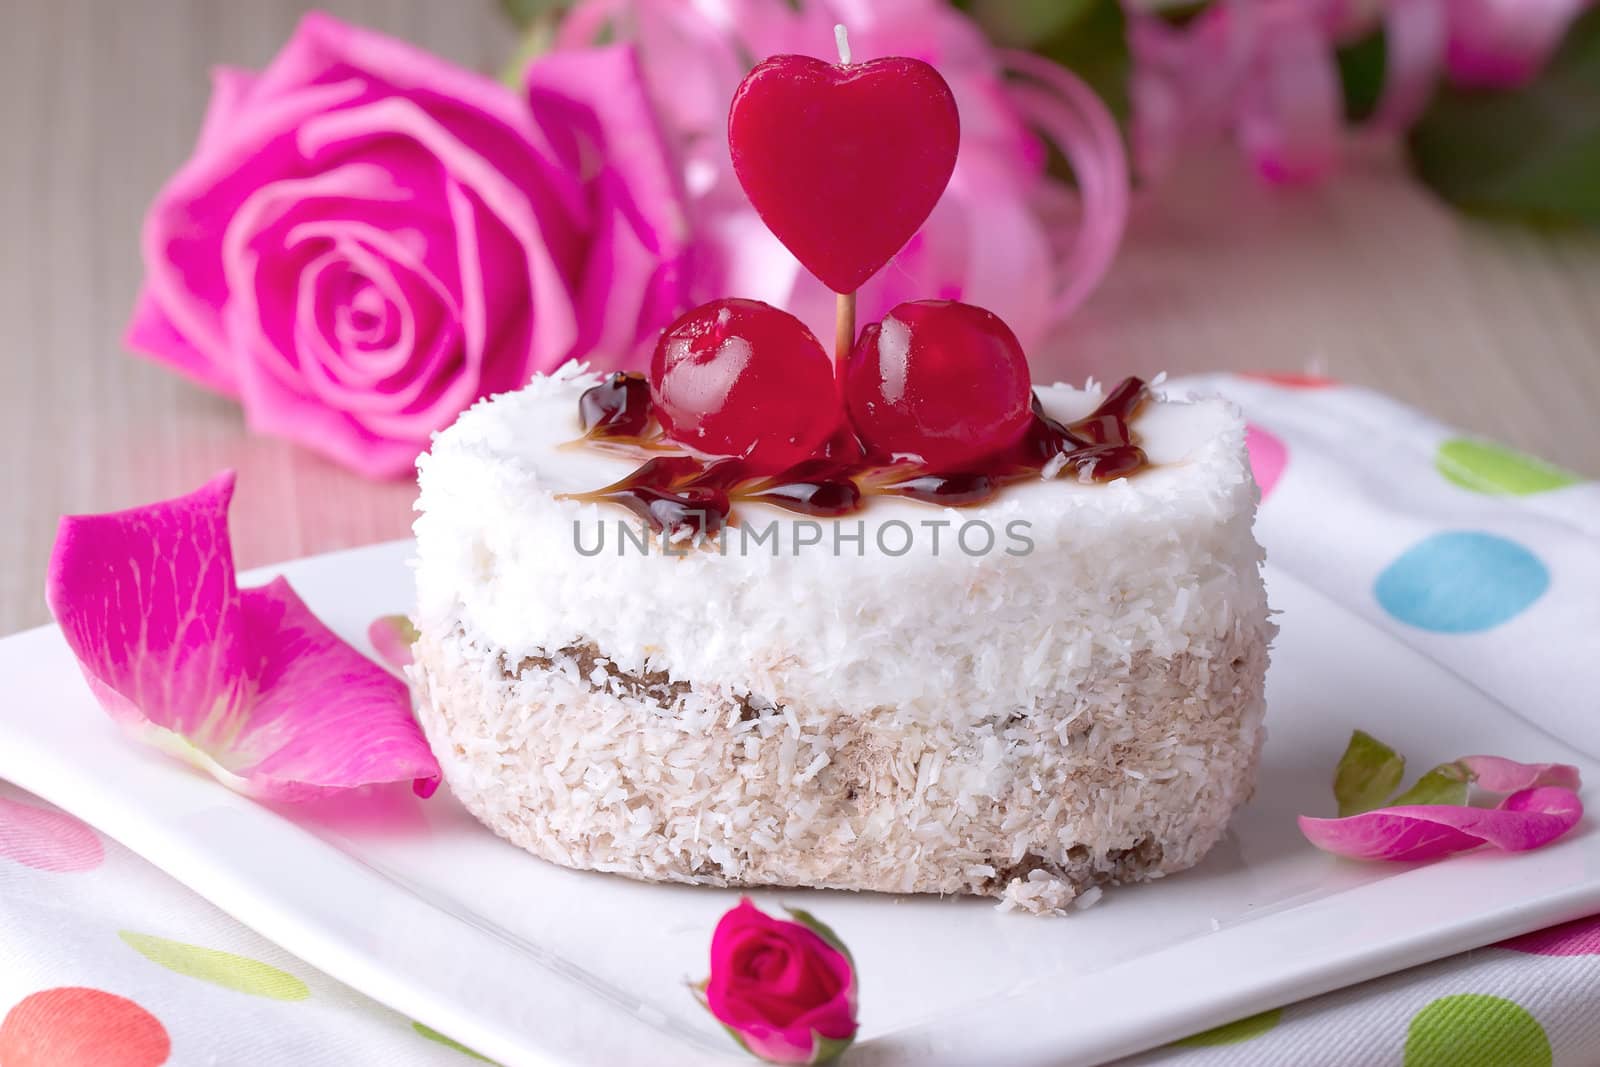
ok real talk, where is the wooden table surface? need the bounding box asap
[4,0,1598,637]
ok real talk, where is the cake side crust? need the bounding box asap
[411,614,1269,916]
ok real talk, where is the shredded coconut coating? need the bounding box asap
[410,369,1274,913]
[411,620,1267,914]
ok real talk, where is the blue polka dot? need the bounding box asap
[1376,532,1549,633]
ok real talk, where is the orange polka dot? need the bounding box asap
[0,987,170,1067]
[1238,371,1338,389]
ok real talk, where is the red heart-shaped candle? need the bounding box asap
[729,54,960,294]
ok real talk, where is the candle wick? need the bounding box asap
[834,24,852,65]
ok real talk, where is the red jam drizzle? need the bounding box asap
[578,371,653,440]
[566,372,1150,536]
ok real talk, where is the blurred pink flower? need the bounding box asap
[129,13,690,478]
[551,0,1127,354]
[1126,0,1591,186]
[1445,0,1592,88]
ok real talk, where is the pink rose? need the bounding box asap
[699,899,859,1064]
[128,13,689,477]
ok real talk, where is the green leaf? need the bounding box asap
[1390,761,1473,807]
[1336,29,1387,123]
[498,16,559,88]
[499,0,567,30]
[959,0,1099,47]
[375,614,419,645]
[784,907,855,967]
[808,1032,857,1064]
[688,979,761,1060]
[1154,2,1209,27]
[1408,8,1600,225]
[1036,0,1131,126]
[1333,730,1407,817]
[962,0,1130,125]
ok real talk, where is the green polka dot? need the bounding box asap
[118,931,309,1001]
[1405,994,1551,1067]
[1437,439,1579,496]
[413,1022,496,1063]
[1174,1008,1283,1046]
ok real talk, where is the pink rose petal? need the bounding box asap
[198,67,261,153]
[527,44,693,370]
[737,1025,823,1066]
[1446,0,1588,89]
[124,289,237,395]
[46,472,440,801]
[1236,17,1343,185]
[48,471,252,741]
[1460,755,1582,794]
[1299,787,1584,862]
[231,578,439,800]
[1366,0,1448,134]
[368,614,418,673]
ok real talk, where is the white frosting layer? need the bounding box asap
[414,366,1268,719]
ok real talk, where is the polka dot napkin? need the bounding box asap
[1178,372,1600,758]
[0,782,480,1066]
[1,372,1596,1066]
[9,785,1595,1067]
[1127,915,1600,1066]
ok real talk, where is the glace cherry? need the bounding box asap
[844,300,1033,470]
[650,298,840,471]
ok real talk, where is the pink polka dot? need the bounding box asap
[1246,424,1288,500]
[1499,914,1600,957]
[0,797,104,873]
[0,987,170,1067]
[1239,371,1338,389]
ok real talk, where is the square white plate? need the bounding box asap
[0,541,1594,1067]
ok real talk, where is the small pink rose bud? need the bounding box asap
[694,899,858,1064]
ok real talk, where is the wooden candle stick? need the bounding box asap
[833,25,856,371]
[835,290,856,369]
